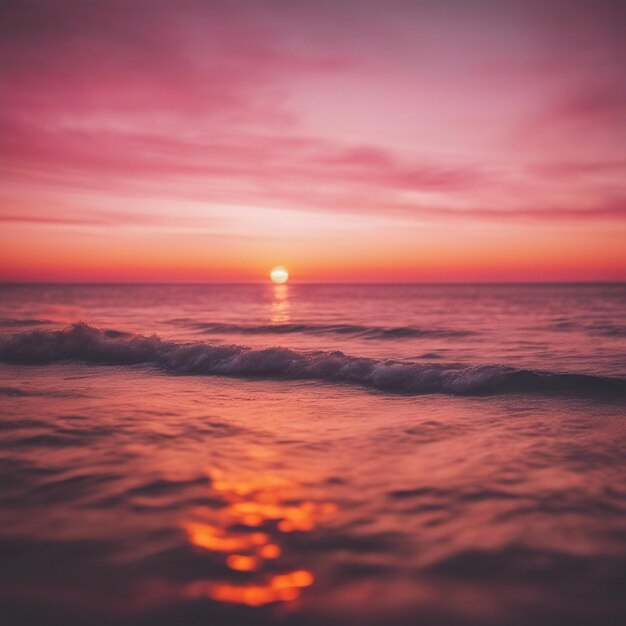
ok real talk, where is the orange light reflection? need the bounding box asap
[182,470,336,607]
[270,284,290,323]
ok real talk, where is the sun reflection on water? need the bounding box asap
[270,284,290,324]
[182,469,337,607]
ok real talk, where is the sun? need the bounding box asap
[270,266,289,284]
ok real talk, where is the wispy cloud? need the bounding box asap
[1,0,625,280]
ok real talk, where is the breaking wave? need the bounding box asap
[1,323,624,398]
[176,320,475,339]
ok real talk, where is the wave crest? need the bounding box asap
[1,323,624,398]
[177,320,474,339]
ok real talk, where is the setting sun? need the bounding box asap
[270,266,289,284]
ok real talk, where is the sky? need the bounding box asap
[1,0,625,282]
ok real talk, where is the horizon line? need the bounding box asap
[1,280,625,287]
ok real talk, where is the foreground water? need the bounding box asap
[0,284,625,625]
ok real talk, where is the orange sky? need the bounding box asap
[1,0,625,282]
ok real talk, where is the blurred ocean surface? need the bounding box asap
[0,283,625,625]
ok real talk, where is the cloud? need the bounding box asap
[0,0,625,234]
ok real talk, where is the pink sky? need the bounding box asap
[1,0,625,282]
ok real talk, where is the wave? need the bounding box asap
[175,320,475,339]
[548,319,626,337]
[0,386,81,398]
[0,318,52,327]
[1,323,624,398]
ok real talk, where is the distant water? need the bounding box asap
[0,283,625,625]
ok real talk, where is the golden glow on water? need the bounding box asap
[183,522,268,553]
[259,543,281,559]
[226,554,260,572]
[182,468,336,606]
[187,569,313,606]
[270,283,290,323]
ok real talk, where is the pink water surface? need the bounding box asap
[0,284,625,625]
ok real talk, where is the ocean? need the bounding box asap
[0,283,625,625]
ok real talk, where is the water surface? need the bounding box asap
[0,284,625,625]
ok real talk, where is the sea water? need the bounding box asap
[0,283,625,625]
